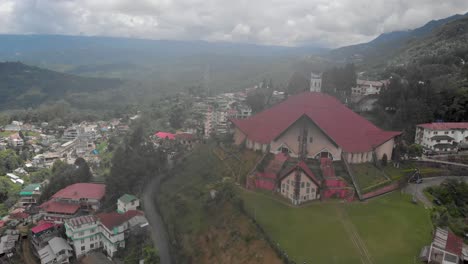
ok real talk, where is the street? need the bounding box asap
[143,174,172,264]
[403,176,468,207]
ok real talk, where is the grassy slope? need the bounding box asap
[351,163,388,191]
[158,144,281,263]
[240,190,432,264]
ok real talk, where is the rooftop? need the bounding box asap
[20,183,41,196]
[31,222,57,234]
[40,200,80,214]
[52,183,106,200]
[231,92,400,153]
[155,131,176,140]
[418,122,468,130]
[66,215,98,229]
[433,227,463,256]
[119,194,138,204]
[97,210,144,230]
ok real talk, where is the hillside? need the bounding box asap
[328,12,468,70]
[0,62,122,110]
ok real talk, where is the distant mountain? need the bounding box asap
[328,12,468,66]
[0,62,122,110]
[0,35,327,93]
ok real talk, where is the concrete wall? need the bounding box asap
[270,119,342,160]
[375,138,394,160]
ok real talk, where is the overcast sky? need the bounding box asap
[0,0,467,47]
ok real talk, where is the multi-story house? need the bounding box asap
[62,127,79,141]
[117,194,140,213]
[19,183,42,207]
[351,79,388,96]
[65,210,144,258]
[40,183,106,222]
[415,123,468,152]
[38,237,73,264]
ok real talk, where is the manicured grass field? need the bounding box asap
[239,190,432,264]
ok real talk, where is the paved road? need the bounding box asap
[419,157,468,167]
[143,174,172,264]
[403,176,468,207]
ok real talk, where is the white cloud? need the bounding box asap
[0,0,467,47]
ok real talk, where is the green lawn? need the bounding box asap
[0,131,14,137]
[351,163,388,190]
[239,190,432,264]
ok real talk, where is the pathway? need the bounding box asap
[143,173,172,264]
[21,238,38,264]
[403,176,468,207]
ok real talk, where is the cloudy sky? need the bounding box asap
[0,0,468,47]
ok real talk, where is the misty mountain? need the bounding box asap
[328,12,468,65]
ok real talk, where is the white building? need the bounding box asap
[117,194,140,213]
[351,80,388,96]
[415,123,468,152]
[38,237,73,264]
[65,211,145,258]
[310,72,322,92]
[62,127,79,141]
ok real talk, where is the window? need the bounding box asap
[301,182,305,188]
[434,131,438,135]
[445,131,449,134]
[81,246,85,251]
[90,228,95,233]
[307,182,311,187]
[79,231,84,236]
[306,188,310,194]
[282,183,285,189]
[297,136,301,141]
[90,243,94,249]
[287,180,290,184]
[311,188,315,193]
[81,239,84,244]
[309,137,313,143]
[282,189,285,193]
[90,236,94,241]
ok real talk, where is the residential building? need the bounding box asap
[30,221,63,255]
[117,194,140,213]
[40,183,106,222]
[351,79,388,96]
[231,92,400,164]
[310,72,322,92]
[19,183,42,207]
[65,211,145,258]
[37,237,73,264]
[420,227,466,264]
[62,127,79,141]
[415,123,468,152]
[8,133,24,147]
[0,230,20,256]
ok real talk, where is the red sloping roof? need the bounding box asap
[417,122,468,130]
[40,200,80,214]
[231,92,401,153]
[97,210,144,230]
[445,230,463,256]
[31,222,56,234]
[155,132,176,140]
[280,161,321,186]
[52,183,106,200]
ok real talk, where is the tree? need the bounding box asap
[381,154,388,166]
[286,72,310,95]
[408,144,423,158]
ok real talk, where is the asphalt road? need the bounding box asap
[143,174,172,264]
[403,176,468,207]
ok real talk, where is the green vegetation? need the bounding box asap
[158,144,281,263]
[0,176,23,212]
[39,159,93,202]
[240,190,432,264]
[0,131,14,137]
[426,179,468,239]
[0,149,23,175]
[350,163,388,191]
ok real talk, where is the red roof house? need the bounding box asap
[97,210,144,230]
[231,92,400,163]
[155,132,176,140]
[52,183,106,200]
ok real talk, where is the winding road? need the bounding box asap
[403,176,468,207]
[143,173,172,264]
